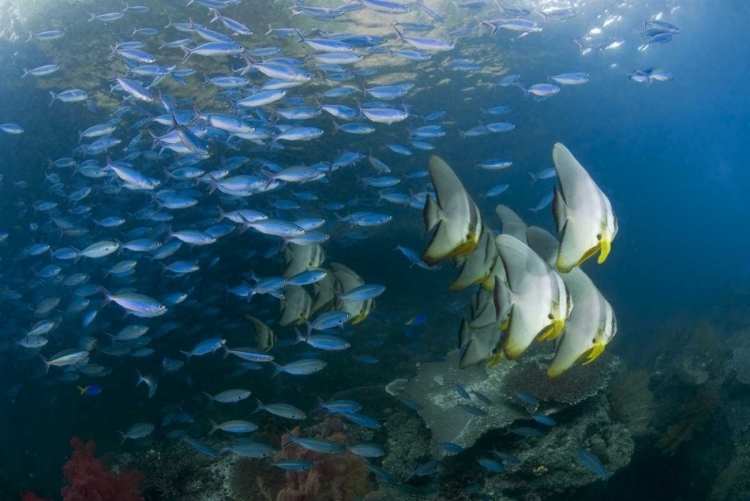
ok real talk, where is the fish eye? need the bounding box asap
[596,233,602,240]
[547,313,553,320]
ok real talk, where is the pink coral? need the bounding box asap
[60,437,144,501]
[275,425,375,501]
[21,493,52,501]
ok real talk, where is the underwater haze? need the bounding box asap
[1,0,749,500]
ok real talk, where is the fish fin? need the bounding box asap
[503,304,535,360]
[551,186,567,233]
[486,351,503,368]
[460,324,501,368]
[526,226,559,267]
[581,341,606,365]
[495,204,527,243]
[494,235,529,292]
[202,391,214,407]
[423,194,441,231]
[556,220,598,273]
[458,317,471,349]
[597,238,611,264]
[209,419,218,435]
[536,324,555,342]
[421,220,452,265]
[492,275,512,322]
[351,310,369,324]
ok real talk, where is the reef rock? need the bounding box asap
[400,349,618,452]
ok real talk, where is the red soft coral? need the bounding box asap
[21,492,52,501]
[61,437,143,501]
[276,425,375,501]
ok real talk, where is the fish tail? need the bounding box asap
[215,205,226,223]
[209,419,218,434]
[293,327,306,345]
[391,23,404,42]
[208,175,220,195]
[282,428,296,447]
[180,45,192,64]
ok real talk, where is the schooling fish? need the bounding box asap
[422,156,483,265]
[551,143,618,272]
[493,235,572,359]
[575,449,612,479]
[547,266,617,377]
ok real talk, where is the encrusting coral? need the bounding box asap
[656,382,719,455]
[608,369,654,437]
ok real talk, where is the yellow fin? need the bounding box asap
[486,351,504,368]
[597,239,611,264]
[547,318,566,341]
[582,341,606,365]
[352,311,369,324]
[536,325,554,342]
[558,243,598,272]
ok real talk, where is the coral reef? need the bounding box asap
[400,349,619,451]
[656,382,719,455]
[434,394,634,500]
[275,419,376,501]
[504,353,619,406]
[202,417,378,501]
[381,407,432,482]
[401,350,526,451]
[229,457,285,501]
[654,320,730,386]
[114,442,217,500]
[607,369,654,437]
[60,437,143,501]
[21,493,52,501]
